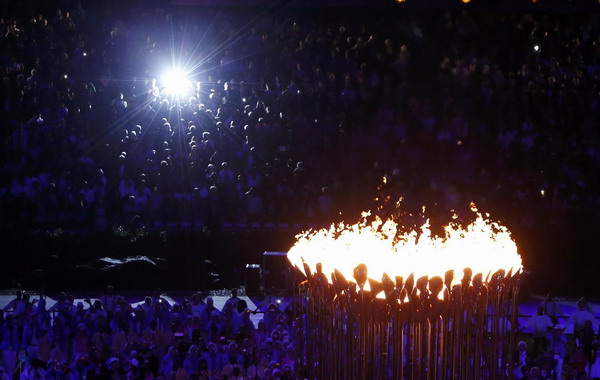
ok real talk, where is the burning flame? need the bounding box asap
[288,206,522,289]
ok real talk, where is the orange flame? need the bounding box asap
[288,206,522,289]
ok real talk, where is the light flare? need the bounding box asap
[161,68,192,98]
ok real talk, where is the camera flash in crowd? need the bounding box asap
[540,189,545,197]
[534,45,540,52]
[63,74,68,79]
[83,52,87,57]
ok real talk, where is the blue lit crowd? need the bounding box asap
[2,1,600,378]
[1,289,297,379]
[4,290,600,379]
[1,1,600,232]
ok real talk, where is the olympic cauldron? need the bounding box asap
[288,208,523,380]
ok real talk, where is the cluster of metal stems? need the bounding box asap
[293,263,521,380]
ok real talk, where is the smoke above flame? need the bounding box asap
[288,204,522,289]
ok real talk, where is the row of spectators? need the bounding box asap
[6,289,600,380]
[519,296,600,379]
[1,288,296,379]
[1,3,600,231]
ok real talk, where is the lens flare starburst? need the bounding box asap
[161,68,192,98]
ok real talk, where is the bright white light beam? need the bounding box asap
[161,68,192,98]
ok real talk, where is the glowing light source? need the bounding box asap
[161,68,192,98]
[288,204,522,289]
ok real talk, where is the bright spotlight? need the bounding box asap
[161,68,192,98]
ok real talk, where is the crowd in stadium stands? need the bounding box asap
[1,288,298,379]
[3,1,600,379]
[4,289,600,379]
[518,297,600,379]
[1,2,599,232]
